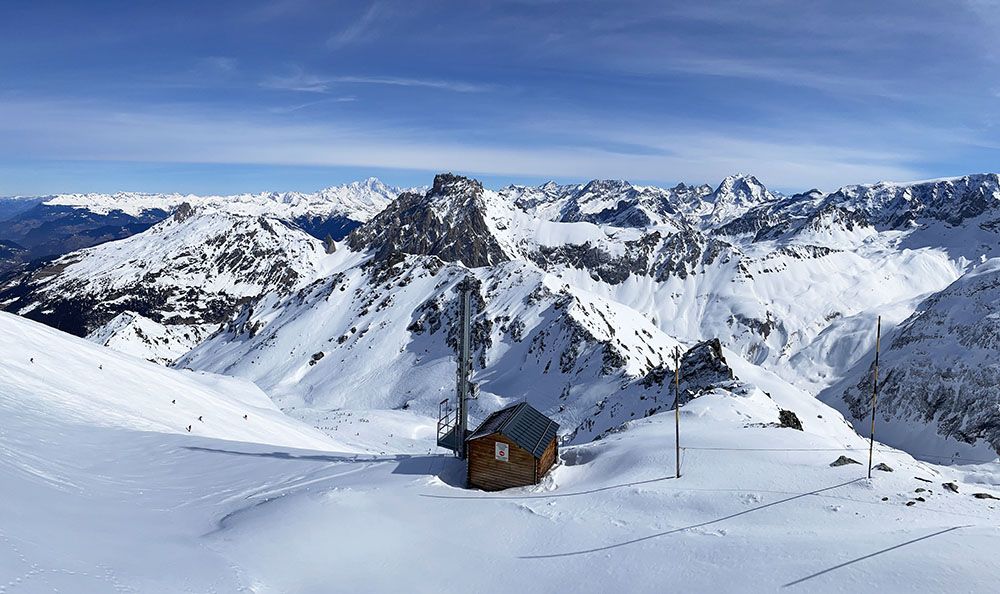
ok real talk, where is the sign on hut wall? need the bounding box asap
[495,442,509,462]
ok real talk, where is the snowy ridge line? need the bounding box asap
[520,478,865,559]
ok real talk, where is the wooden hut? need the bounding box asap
[466,402,559,491]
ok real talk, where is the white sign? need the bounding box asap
[495,442,509,462]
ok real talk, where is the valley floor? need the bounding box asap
[4,392,999,593]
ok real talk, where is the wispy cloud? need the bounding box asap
[0,98,936,191]
[653,55,908,100]
[268,97,357,113]
[199,56,238,74]
[243,0,316,23]
[328,76,490,93]
[327,3,385,49]
[260,69,332,93]
[261,69,490,94]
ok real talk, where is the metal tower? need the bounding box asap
[436,283,474,459]
[455,286,472,459]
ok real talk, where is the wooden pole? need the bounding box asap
[867,316,881,479]
[673,347,681,479]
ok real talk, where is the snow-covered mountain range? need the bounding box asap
[4,171,1000,592]
[0,177,404,274]
[2,171,1000,461]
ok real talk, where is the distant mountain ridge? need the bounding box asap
[0,177,406,275]
[3,170,1000,460]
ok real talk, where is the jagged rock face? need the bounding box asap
[835,259,1000,456]
[720,174,1000,253]
[521,180,681,228]
[505,178,708,231]
[0,209,325,338]
[640,338,738,403]
[715,191,823,239]
[530,232,663,284]
[87,311,217,365]
[653,230,733,281]
[679,338,737,394]
[675,174,780,229]
[181,253,682,418]
[830,174,1000,229]
[799,204,872,235]
[718,192,875,244]
[347,174,510,268]
[566,337,748,442]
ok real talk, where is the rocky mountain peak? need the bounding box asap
[579,179,633,195]
[792,189,824,201]
[346,173,508,268]
[679,338,737,394]
[711,173,774,206]
[172,202,196,223]
[430,173,483,199]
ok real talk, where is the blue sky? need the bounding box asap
[2,0,1000,195]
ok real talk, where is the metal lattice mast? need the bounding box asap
[456,286,472,459]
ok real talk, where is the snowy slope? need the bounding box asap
[0,311,336,449]
[86,310,217,365]
[823,259,1000,462]
[179,250,683,438]
[0,206,330,343]
[4,325,999,592]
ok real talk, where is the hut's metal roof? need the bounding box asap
[467,402,559,458]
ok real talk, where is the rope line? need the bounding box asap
[520,478,864,558]
[678,445,998,464]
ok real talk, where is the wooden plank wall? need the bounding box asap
[535,438,557,479]
[467,433,536,491]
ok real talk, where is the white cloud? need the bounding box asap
[327,76,490,93]
[261,69,490,94]
[200,56,238,73]
[0,99,931,191]
[268,97,358,113]
[260,70,331,93]
[327,3,384,49]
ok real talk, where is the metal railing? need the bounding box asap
[437,398,457,444]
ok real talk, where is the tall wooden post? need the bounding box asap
[867,316,881,479]
[673,346,682,479]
